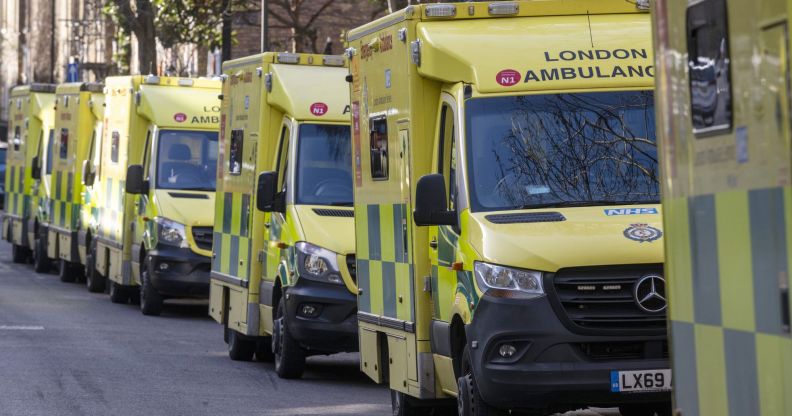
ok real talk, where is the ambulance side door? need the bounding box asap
[429,94,461,324]
[264,119,292,286]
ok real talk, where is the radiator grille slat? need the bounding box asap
[191,226,213,251]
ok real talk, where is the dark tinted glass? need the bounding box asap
[156,130,218,191]
[295,124,352,206]
[465,91,659,212]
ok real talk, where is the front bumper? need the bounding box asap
[466,292,670,410]
[147,245,211,298]
[284,277,358,354]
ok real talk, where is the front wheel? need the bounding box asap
[227,327,255,361]
[32,234,49,273]
[11,244,29,264]
[58,259,76,283]
[457,347,498,416]
[273,300,305,379]
[391,390,424,416]
[140,258,163,316]
[255,337,275,362]
[85,240,105,293]
[109,282,130,304]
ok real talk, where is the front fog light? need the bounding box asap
[159,262,169,271]
[498,344,517,358]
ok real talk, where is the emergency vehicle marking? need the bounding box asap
[310,102,328,116]
[519,48,654,83]
[174,113,187,123]
[496,69,521,86]
[623,223,663,243]
[605,208,658,216]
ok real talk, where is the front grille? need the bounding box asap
[346,254,357,283]
[191,226,213,251]
[549,265,666,333]
[579,341,668,361]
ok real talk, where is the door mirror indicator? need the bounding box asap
[414,173,457,226]
[125,164,149,194]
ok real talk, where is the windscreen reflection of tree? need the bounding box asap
[321,126,352,164]
[493,92,658,206]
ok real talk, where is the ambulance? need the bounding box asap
[38,82,104,283]
[208,52,356,379]
[3,84,56,266]
[654,0,792,414]
[346,1,669,415]
[88,75,220,316]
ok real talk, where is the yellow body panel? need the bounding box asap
[3,84,56,256]
[654,0,792,414]
[210,53,355,346]
[348,0,662,404]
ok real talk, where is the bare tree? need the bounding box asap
[109,0,158,74]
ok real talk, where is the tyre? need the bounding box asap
[11,243,29,264]
[58,259,76,283]
[109,282,130,304]
[139,258,163,316]
[619,403,673,416]
[273,300,305,379]
[457,346,498,416]
[255,336,275,362]
[391,389,424,416]
[32,234,49,273]
[227,328,255,361]
[85,240,106,293]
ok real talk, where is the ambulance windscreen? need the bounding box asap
[465,91,658,212]
[295,124,352,206]
[155,130,219,191]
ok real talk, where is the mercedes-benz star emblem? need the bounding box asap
[633,274,667,313]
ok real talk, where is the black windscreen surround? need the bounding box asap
[686,0,733,136]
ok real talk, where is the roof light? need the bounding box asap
[489,2,519,15]
[635,0,650,10]
[277,53,300,64]
[178,78,194,87]
[144,75,160,84]
[323,55,344,67]
[425,4,456,18]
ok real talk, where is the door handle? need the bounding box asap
[429,239,438,249]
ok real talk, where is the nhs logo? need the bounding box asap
[605,207,658,216]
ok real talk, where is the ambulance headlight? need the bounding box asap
[155,217,189,248]
[296,242,343,285]
[474,262,544,297]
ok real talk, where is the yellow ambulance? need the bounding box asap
[79,87,106,293]
[39,82,104,282]
[3,84,56,265]
[208,52,356,379]
[347,1,668,415]
[654,0,792,414]
[90,75,220,316]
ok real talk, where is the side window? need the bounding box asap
[369,116,388,180]
[437,103,457,209]
[142,130,151,175]
[45,130,54,174]
[12,126,20,151]
[59,128,69,159]
[111,131,120,163]
[686,0,732,136]
[276,125,291,190]
[229,129,243,175]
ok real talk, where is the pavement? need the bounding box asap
[0,242,621,416]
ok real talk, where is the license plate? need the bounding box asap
[611,369,672,393]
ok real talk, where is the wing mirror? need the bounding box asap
[413,174,457,226]
[125,164,149,194]
[256,171,285,213]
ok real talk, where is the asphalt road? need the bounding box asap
[0,243,620,416]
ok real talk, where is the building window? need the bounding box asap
[229,129,243,175]
[686,0,732,136]
[60,129,69,159]
[369,117,388,180]
[111,131,120,163]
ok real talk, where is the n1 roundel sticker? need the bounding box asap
[310,102,328,116]
[174,113,187,123]
[496,69,521,87]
